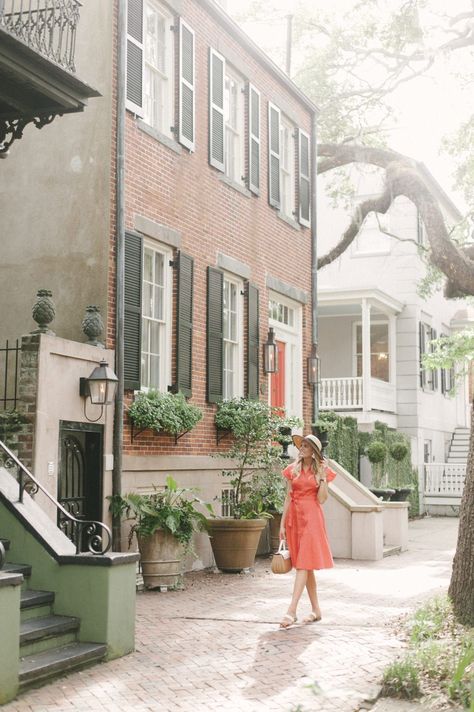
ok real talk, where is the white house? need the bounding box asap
[317,164,472,514]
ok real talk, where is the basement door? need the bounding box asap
[58,421,103,545]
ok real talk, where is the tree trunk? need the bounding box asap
[448,400,474,625]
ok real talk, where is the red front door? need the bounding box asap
[270,340,286,410]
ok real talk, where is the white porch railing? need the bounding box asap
[424,463,466,500]
[320,377,363,410]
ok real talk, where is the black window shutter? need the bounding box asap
[419,322,426,388]
[124,232,143,390]
[209,48,225,172]
[298,129,311,226]
[247,283,259,399]
[176,252,194,397]
[207,267,224,403]
[268,102,281,208]
[248,84,260,194]
[179,18,195,151]
[126,0,144,117]
[431,328,438,390]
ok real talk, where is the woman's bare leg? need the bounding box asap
[304,570,322,621]
[280,569,308,627]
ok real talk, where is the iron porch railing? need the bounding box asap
[0,0,81,72]
[0,438,112,555]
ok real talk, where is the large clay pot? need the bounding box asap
[207,518,267,572]
[137,530,184,589]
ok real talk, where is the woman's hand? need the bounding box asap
[279,525,286,540]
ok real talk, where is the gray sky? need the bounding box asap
[225,0,471,208]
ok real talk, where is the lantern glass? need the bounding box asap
[307,346,320,385]
[264,328,279,373]
[86,362,118,405]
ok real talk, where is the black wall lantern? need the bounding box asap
[80,360,118,421]
[307,343,320,385]
[263,327,278,374]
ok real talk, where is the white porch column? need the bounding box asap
[362,298,372,413]
[389,313,397,386]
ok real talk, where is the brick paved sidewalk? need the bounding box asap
[3,517,458,712]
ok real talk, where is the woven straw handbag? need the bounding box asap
[271,540,292,574]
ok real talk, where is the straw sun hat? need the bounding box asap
[291,433,323,458]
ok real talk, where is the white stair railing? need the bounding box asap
[424,463,466,498]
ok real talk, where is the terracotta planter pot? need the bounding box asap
[207,518,267,572]
[268,512,282,552]
[137,530,184,589]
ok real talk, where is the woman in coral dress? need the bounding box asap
[278,433,336,628]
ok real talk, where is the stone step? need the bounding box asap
[20,589,55,621]
[383,545,402,558]
[20,615,80,648]
[19,642,107,688]
[3,562,31,578]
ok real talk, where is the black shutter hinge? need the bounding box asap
[168,383,179,393]
[169,259,178,268]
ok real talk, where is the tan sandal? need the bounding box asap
[304,611,322,624]
[279,613,297,629]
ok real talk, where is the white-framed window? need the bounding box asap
[280,116,295,219]
[224,66,244,184]
[354,321,390,382]
[141,241,172,390]
[223,275,244,399]
[143,0,174,136]
[269,298,295,327]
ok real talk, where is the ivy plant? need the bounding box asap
[128,390,202,436]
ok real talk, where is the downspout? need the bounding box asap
[112,0,126,551]
[310,110,319,431]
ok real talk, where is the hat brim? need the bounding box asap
[292,434,323,457]
[292,434,304,450]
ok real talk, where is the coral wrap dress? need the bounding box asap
[283,463,336,570]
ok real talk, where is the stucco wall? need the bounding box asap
[0,0,113,343]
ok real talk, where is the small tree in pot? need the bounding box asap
[388,441,413,501]
[108,476,213,589]
[367,440,394,500]
[209,398,290,571]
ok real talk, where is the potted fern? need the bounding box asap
[108,476,213,589]
[367,440,395,501]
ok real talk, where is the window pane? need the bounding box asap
[143,283,153,318]
[141,353,149,388]
[155,251,164,285]
[150,321,160,354]
[154,285,163,320]
[144,250,153,282]
[150,354,160,388]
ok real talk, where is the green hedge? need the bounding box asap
[362,421,413,488]
[314,411,360,477]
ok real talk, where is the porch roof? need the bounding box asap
[318,287,404,317]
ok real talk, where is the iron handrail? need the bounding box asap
[0,438,112,555]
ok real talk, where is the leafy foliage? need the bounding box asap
[214,398,299,519]
[314,411,359,477]
[0,409,26,445]
[107,476,213,550]
[128,390,202,435]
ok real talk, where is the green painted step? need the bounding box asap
[20,615,80,646]
[3,562,32,578]
[20,589,55,621]
[19,642,107,687]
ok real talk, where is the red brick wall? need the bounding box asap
[110,0,315,458]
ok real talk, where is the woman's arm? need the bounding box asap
[279,481,291,540]
[317,477,329,504]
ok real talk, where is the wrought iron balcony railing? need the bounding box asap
[0,0,81,72]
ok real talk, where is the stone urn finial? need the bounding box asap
[82,305,104,348]
[32,289,56,335]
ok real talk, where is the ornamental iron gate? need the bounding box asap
[58,422,103,549]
